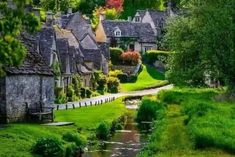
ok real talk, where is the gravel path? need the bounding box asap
[56,84,173,110]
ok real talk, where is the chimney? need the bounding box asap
[167,1,173,16]
[46,11,54,26]
[68,8,72,14]
[99,13,106,21]
[127,16,132,22]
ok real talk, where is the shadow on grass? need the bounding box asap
[146,65,165,80]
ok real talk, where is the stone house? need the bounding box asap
[96,18,157,54]
[38,11,110,90]
[0,35,54,123]
[132,2,175,37]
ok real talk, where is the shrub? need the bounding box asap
[86,88,92,98]
[117,73,128,83]
[72,74,82,97]
[136,97,165,130]
[96,121,111,140]
[62,132,87,148]
[65,143,77,157]
[109,70,123,77]
[80,87,86,98]
[67,85,79,102]
[120,51,141,66]
[55,87,67,104]
[94,71,107,94]
[107,76,120,93]
[32,137,64,157]
[144,50,171,64]
[80,87,92,98]
[110,47,124,65]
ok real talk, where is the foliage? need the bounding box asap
[96,121,111,140]
[110,47,124,65]
[136,97,165,130]
[64,143,77,157]
[106,0,123,12]
[0,0,40,76]
[40,0,80,13]
[105,8,120,19]
[120,65,167,92]
[55,87,67,104]
[93,71,107,94]
[117,73,128,83]
[109,70,123,77]
[32,137,64,157]
[144,50,171,64]
[165,0,235,89]
[120,51,141,66]
[62,132,87,149]
[107,76,120,93]
[72,74,82,97]
[78,0,105,14]
[67,85,79,102]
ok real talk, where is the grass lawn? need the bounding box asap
[0,98,126,157]
[120,65,168,92]
[138,88,235,157]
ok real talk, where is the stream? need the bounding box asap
[82,98,147,157]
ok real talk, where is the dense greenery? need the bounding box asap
[144,50,171,64]
[165,0,235,90]
[0,0,40,76]
[138,88,235,157]
[110,47,124,65]
[0,99,126,156]
[120,65,167,92]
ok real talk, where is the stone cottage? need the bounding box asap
[0,35,54,123]
[38,11,110,90]
[96,18,157,54]
[132,2,175,36]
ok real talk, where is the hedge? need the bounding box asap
[110,47,124,65]
[144,50,172,64]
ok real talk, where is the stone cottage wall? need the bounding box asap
[5,75,54,123]
[0,77,6,123]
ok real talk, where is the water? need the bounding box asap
[83,99,146,157]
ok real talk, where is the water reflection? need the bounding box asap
[82,99,146,157]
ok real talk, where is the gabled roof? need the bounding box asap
[6,34,53,76]
[101,20,156,43]
[135,10,146,19]
[80,34,99,50]
[148,10,167,27]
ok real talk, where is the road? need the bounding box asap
[56,84,173,110]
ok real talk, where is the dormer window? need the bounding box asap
[114,28,121,37]
[135,16,141,22]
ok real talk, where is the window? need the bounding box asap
[129,44,135,51]
[114,30,121,37]
[144,46,152,52]
[135,16,141,22]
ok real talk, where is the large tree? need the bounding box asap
[165,0,235,90]
[0,0,40,76]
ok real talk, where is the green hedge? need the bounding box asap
[144,50,171,64]
[110,47,124,65]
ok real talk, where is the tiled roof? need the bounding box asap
[102,20,156,43]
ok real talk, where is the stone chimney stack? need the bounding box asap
[68,8,72,14]
[99,13,106,21]
[46,11,54,26]
[167,1,173,16]
[127,16,132,22]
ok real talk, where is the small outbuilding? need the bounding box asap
[0,49,54,123]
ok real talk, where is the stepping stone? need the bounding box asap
[43,122,74,126]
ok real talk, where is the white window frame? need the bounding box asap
[114,30,121,37]
[135,16,141,22]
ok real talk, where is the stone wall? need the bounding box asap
[0,77,6,123]
[112,64,140,75]
[5,75,54,123]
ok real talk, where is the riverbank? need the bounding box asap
[0,99,126,157]
[138,88,235,157]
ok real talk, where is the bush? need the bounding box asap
[55,87,67,104]
[72,75,82,97]
[109,70,123,77]
[117,73,128,83]
[136,97,165,130]
[67,85,79,102]
[94,71,107,94]
[110,47,124,65]
[32,137,64,157]
[86,88,92,98]
[65,143,77,157]
[120,51,141,66]
[144,50,171,64]
[62,132,87,148]
[107,76,120,93]
[96,121,111,140]
[80,87,86,98]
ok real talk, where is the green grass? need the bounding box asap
[138,88,235,157]
[120,65,168,92]
[0,99,126,157]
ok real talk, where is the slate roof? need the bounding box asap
[102,20,156,43]
[148,10,167,27]
[98,42,110,60]
[135,10,146,19]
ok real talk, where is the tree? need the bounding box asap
[165,0,235,90]
[106,0,123,12]
[0,0,41,76]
